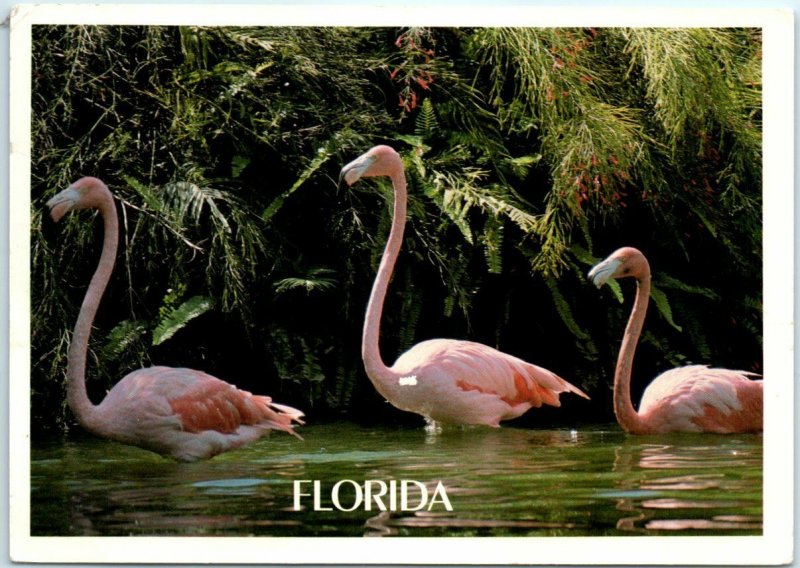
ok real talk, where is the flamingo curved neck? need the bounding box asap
[67,191,118,433]
[614,270,651,434]
[362,170,407,384]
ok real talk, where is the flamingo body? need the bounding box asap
[46,177,302,461]
[91,366,302,461]
[340,146,587,426]
[637,365,763,433]
[381,339,586,426]
[589,247,762,434]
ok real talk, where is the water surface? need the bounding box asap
[31,423,762,536]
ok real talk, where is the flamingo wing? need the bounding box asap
[445,340,587,407]
[639,365,762,433]
[392,339,587,422]
[106,366,303,437]
[168,375,302,437]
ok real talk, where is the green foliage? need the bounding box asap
[273,268,337,295]
[31,25,763,431]
[101,319,149,362]
[152,295,214,346]
[649,285,682,333]
[268,328,327,405]
[326,365,358,410]
[622,28,761,164]
[656,273,719,302]
[479,216,504,274]
[546,278,586,341]
[394,268,425,352]
[415,98,439,137]
[262,146,333,222]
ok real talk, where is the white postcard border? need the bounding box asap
[8,4,794,564]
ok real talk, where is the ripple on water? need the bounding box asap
[261,450,412,465]
[29,424,763,537]
[641,498,745,509]
[191,477,288,496]
[192,478,273,488]
[596,489,662,499]
[645,518,762,531]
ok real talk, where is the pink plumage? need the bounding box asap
[46,177,303,461]
[340,146,588,426]
[589,247,762,434]
[637,365,763,433]
[387,339,587,426]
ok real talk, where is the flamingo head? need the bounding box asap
[46,177,109,222]
[588,247,649,288]
[339,145,402,186]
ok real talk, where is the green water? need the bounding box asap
[30,423,762,537]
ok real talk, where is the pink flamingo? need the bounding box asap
[339,145,588,426]
[588,246,763,434]
[46,177,303,461]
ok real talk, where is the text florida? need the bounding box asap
[293,479,453,512]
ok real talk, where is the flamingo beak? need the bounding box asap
[46,186,82,223]
[588,257,622,288]
[339,153,377,187]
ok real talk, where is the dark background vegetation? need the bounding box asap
[31,26,762,436]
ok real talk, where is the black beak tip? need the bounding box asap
[338,167,354,190]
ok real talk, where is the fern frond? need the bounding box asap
[152,295,213,346]
[398,271,423,350]
[675,304,712,361]
[657,273,720,301]
[414,98,439,137]
[101,319,148,361]
[545,278,590,341]
[569,243,599,267]
[439,186,474,244]
[430,167,540,235]
[504,153,543,179]
[123,175,165,214]
[273,268,337,295]
[649,284,682,332]
[480,216,504,274]
[163,181,232,233]
[327,364,357,409]
[262,146,332,222]
[642,331,688,367]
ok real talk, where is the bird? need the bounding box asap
[588,246,763,434]
[46,176,304,461]
[339,145,588,426]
